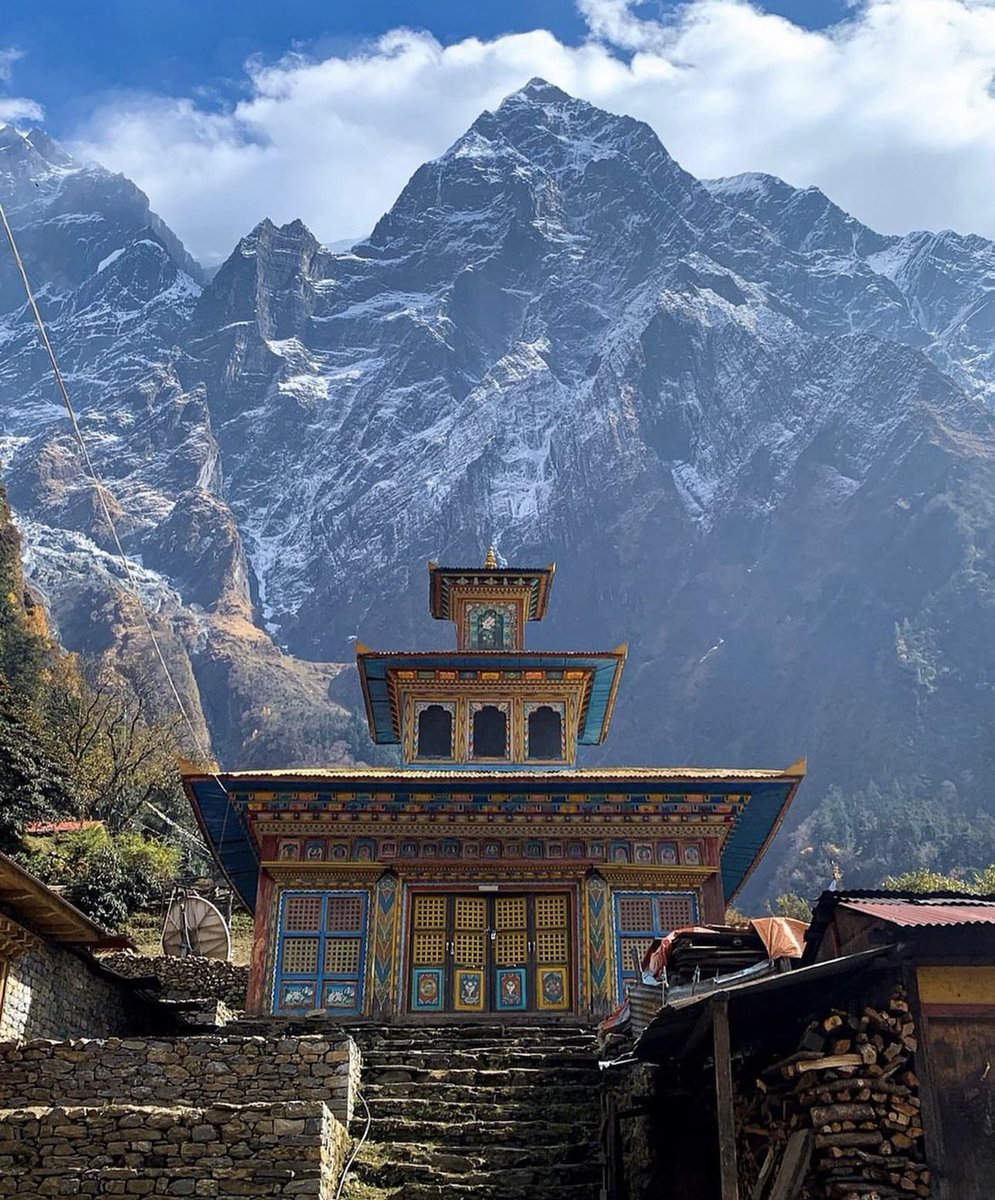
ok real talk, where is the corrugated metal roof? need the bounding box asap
[188,764,802,782]
[840,898,995,928]
[634,947,890,1062]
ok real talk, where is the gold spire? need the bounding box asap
[484,545,498,569]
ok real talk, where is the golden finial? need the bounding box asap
[484,545,498,569]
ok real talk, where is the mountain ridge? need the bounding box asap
[2,86,995,900]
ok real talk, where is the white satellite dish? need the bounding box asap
[161,891,232,960]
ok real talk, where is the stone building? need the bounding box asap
[185,555,805,1020]
[0,849,135,1040]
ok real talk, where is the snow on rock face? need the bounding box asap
[4,90,995,895]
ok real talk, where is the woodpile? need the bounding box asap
[737,986,930,1200]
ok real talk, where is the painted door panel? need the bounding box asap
[408,892,572,1014]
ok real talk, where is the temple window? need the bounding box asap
[472,705,508,758]
[417,704,453,758]
[613,891,698,999]
[527,705,563,760]
[467,603,515,651]
[274,891,368,1015]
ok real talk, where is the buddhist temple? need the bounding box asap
[184,554,805,1019]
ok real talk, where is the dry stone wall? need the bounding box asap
[0,1100,348,1197]
[98,953,248,1008]
[0,942,129,1041]
[0,1034,360,1125]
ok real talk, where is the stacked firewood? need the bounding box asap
[737,987,930,1200]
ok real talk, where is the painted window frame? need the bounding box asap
[273,889,369,1016]
[612,889,698,1000]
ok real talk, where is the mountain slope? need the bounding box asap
[3,85,995,899]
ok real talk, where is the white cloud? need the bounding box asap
[68,1,995,265]
[0,47,24,84]
[0,46,42,122]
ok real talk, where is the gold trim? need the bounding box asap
[255,820,732,839]
[600,866,714,889]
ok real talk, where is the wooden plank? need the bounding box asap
[918,965,995,1005]
[905,965,947,1199]
[767,1130,811,1200]
[712,993,739,1200]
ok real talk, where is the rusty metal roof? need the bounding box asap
[840,897,995,928]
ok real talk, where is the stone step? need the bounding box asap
[353,1023,593,1038]
[362,1114,596,1147]
[356,1138,599,1172]
[363,1064,599,1088]
[355,1034,595,1051]
[358,1041,596,1055]
[352,1158,602,1191]
[359,1049,597,1071]
[362,1080,602,1109]
[363,1095,598,1123]
[362,1181,600,1200]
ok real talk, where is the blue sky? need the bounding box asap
[1,1,990,264]
[4,0,848,135]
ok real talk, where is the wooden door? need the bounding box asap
[927,1015,995,1199]
[408,892,573,1015]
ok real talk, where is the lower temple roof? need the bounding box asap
[184,760,805,914]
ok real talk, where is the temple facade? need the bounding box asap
[185,555,804,1020]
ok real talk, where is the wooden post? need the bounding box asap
[712,993,739,1200]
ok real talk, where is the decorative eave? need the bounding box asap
[428,562,555,622]
[182,757,805,913]
[355,645,627,746]
[0,850,130,948]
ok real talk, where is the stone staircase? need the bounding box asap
[342,1023,604,1200]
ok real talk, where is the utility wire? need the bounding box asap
[0,200,230,811]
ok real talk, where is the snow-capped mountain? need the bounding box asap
[3,81,995,896]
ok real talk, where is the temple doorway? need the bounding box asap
[407,892,573,1015]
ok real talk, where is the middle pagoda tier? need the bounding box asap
[356,554,627,767]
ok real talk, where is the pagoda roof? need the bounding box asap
[182,758,805,911]
[428,561,555,621]
[355,646,627,745]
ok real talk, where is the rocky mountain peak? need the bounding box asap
[6,83,995,894]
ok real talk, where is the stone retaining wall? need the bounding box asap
[0,1100,348,1198]
[99,953,249,1007]
[0,1034,360,1125]
[0,942,130,1041]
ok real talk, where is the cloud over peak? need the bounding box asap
[65,1,995,265]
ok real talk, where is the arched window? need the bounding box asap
[527,705,563,759]
[472,705,507,758]
[417,705,453,758]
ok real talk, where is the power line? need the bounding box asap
[0,201,230,814]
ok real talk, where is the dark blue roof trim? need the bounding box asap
[185,777,260,912]
[720,780,796,902]
[185,770,798,913]
[357,651,625,745]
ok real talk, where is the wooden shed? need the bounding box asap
[603,890,995,1200]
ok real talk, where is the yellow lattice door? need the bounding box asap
[533,893,571,1011]
[493,895,529,1012]
[452,896,487,1012]
[409,894,448,1012]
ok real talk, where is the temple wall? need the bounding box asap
[0,942,129,1041]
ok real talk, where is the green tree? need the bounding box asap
[0,684,78,852]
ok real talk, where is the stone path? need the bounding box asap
[341,1023,603,1199]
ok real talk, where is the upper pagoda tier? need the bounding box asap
[356,552,626,767]
[428,549,555,651]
